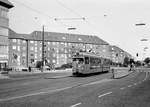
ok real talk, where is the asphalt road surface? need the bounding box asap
[0,71,150,107]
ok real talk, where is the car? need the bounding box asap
[43,66,51,70]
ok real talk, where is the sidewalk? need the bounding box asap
[1,69,72,79]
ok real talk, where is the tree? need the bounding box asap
[144,57,150,65]
[129,58,135,64]
[123,57,130,67]
[135,61,142,67]
[36,61,42,68]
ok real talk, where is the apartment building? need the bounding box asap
[9,30,110,68]
[110,45,132,64]
[0,0,13,70]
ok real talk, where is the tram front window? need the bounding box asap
[73,58,84,64]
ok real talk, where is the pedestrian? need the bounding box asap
[28,66,31,72]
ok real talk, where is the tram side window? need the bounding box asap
[85,57,89,64]
[103,58,110,65]
[90,57,101,66]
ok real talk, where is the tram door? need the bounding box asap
[84,56,90,73]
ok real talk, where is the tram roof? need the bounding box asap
[73,52,102,58]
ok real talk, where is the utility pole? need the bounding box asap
[42,25,44,72]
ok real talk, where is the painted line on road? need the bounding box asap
[70,103,82,107]
[0,86,73,102]
[120,87,125,90]
[128,85,132,87]
[98,92,112,98]
[82,79,112,87]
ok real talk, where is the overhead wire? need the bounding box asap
[11,0,103,34]
[55,0,102,35]
[11,0,54,19]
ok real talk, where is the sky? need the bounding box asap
[9,0,150,60]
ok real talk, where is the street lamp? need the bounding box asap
[135,23,146,26]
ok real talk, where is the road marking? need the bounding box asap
[134,83,137,85]
[0,86,72,102]
[82,79,112,87]
[120,87,125,90]
[98,92,112,98]
[144,72,148,81]
[128,85,132,87]
[70,103,82,107]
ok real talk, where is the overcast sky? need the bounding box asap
[9,0,150,60]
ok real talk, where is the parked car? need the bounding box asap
[43,66,51,70]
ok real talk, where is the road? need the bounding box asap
[0,71,150,107]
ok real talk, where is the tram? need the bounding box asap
[72,52,110,76]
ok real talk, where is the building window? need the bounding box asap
[17,55,20,66]
[22,53,26,57]
[30,54,34,56]
[30,41,34,43]
[35,54,37,58]
[22,40,26,44]
[52,59,56,63]
[40,47,42,51]
[30,59,34,63]
[62,37,66,40]
[12,46,16,50]
[22,47,26,51]
[35,47,37,52]
[12,39,17,43]
[0,8,8,18]
[60,42,64,45]
[68,54,71,57]
[103,45,106,48]
[18,40,20,44]
[53,53,56,57]
[78,38,82,41]
[52,42,56,45]
[61,48,64,51]
[65,49,67,53]
[61,54,64,57]
[103,49,106,52]
[18,46,20,51]
[30,47,34,51]
[34,41,37,44]
[68,43,71,46]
